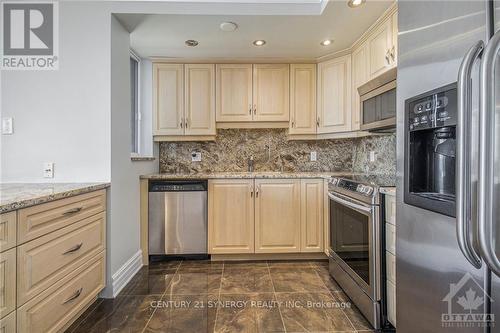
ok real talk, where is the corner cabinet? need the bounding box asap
[153,63,216,141]
[351,43,369,131]
[317,55,352,134]
[289,64,317,135]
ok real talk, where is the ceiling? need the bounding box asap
[116,1,393,59]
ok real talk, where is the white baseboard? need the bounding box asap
[110,250,143,298]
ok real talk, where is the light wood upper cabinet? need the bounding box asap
[253,64,290,122]
[153,64,184,136]
[351,43,369,131]
[208,180,254,254]
[317,55,352,134]
[254,179,300,253]
[391,11,398,66]
[367,18,393,79]
[300,179,324,252]
[184,64,216,135]
[289,64,317,134]
[216,64,253,122]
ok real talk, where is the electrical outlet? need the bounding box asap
[1,117,13,135]
[43,162,54,178]
[310,151,317,162]
[191,152,202,162]
[369,151,376,162]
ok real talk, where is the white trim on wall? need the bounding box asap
[103,249,143,298]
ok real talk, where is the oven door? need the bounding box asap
[328,192,381,301]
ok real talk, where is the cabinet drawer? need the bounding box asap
[387,280,396,327]
[17,213,105,305]
[0,213,16,253]
[0,311,15,333]
[17,252,105,333]
[0,248,16,320]
[386,251,396,284]
[384,194,396,225]
[18,190,106,244]
[386,223,396,255]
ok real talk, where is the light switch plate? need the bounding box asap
[1,117,13,135]
[369,151,376,162]
[191,152,202,162]
[43,162,54,178]
[310,151,317,162]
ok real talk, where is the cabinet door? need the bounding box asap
[289,64,317,134]
[153,64,184,136]
[367,19,392,79]
[255,179,300,253]
[216,64,253,122]
[184,64,216,135]
[300,179,324,252]
[0,248,16,320]
[208,180,254,254]
[253,64,290,122]
[351,44,368,131]
[391,11,398,66]
[317,55,352,134]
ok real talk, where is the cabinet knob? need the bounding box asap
[385,49,391,64]
[390,46,396,61]
[316,117,320,127]
[249,104,252,115]
[253,104,257,115]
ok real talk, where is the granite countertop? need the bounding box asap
[141,171,354,180]
[379,187,396,196]
[0,182,110,213]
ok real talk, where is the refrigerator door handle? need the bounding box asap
[478,30,500,276]
[457,40,484,268]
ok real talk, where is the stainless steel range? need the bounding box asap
[327,174,394,330]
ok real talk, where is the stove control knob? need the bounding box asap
[330,178,339,186]
[363,186,374,195]
[357,184,365,193]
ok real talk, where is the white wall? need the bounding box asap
[139,59,154,157]
[107,15,157,297]
[1,2,112,183]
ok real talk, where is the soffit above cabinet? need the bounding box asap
[116,1,393,59]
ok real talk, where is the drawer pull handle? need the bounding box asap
[63,243,83,255]
[63,207,83,216]
[63,288,83,304]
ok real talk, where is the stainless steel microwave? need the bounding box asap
[358,67,397,131]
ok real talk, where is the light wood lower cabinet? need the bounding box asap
[0,311,15,333]
[255,179,300,253]
[208,179,254,254]
[17,252,105,333]
[17,213,105,305]
[300,179,324,252]
[208,178,324,254]
[0,213,16,253]
[0,248,16,320]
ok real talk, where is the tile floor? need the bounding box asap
[67,260,379,333]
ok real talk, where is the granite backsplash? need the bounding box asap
[159,129,395,175]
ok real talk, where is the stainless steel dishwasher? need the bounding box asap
[148,180,207,256]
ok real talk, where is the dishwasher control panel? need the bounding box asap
[149,180,207,192]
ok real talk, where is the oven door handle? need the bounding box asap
[328,193,372,213]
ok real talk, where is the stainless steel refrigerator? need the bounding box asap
[397,1,500,332]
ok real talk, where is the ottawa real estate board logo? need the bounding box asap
[1,1,58,70]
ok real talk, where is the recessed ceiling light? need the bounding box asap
[320,39,333,46]
[347,0,365,8]
[253,40,266,46]
[185,40,199,47]
[220,22,238,32]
